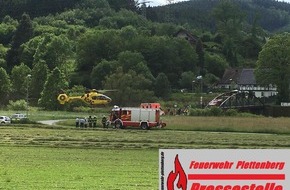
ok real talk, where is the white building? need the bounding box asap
[218,68,277,98]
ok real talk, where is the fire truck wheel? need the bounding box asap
[140,123,148,130]
[115,120,123,129]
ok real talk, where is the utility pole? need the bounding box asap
[26,74,31,117]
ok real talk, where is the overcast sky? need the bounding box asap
[149,0,290,7]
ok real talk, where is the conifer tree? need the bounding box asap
[30,61,48,101]
[6,13,33,71]
[0,67,11,105]
[38,67,68,110]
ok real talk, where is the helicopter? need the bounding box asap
[57,89,112,106]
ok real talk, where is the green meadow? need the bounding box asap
[0,146,157,190]
[0,110,289,189]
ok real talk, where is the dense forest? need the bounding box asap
[0,0,289,109]
[149,0,290,32]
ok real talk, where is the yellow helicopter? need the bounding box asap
[57,89,112,106]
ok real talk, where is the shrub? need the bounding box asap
[7,99,27,111]
[224,109,238,116]
[209,107,223,116]
[189,108,207,116]
[73,106,92,112]
[11,118,36,124]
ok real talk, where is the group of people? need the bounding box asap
[75,115,109,128]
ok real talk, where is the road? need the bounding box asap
[38,120,62,125]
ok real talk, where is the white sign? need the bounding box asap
[159,149,290,190]
[281,102,290,107]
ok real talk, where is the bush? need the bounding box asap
[11,118,36,124]
[209,107,223,116]
[189,107,255,117]
[64,100,88,111]
[189,108,207,116]
[7,99,27,111]
[224,109,238,116]
[73,106,92,112]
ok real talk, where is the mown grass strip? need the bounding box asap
[0,126,289,149]
[0,146,158,190]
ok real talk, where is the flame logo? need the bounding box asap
[167,154,188,190]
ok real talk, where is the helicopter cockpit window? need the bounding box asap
[91,95,109,100]
[100,95,109,100]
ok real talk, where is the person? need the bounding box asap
[112,112,118,121]
[93,116,97,128]
[88,116,92,128]
[75,117,80,128]
[102,116,107,128]
[84,117,88,128]
[79,118,85,128]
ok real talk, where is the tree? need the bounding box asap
[30,61,48,101]
[103,68,155,106]
[107,0,137,12]
[205,53,229,78]
[38,67,68,110]
[0,67,11,105]
[33,34,73,71]
[129,36,198,88]
[90,59,118,89]
[179,71,196,90]
[0,16,18,45]
[76,30,123,71]
[120,25,138,42]
[118,51,154,81]
[6,13,33,71]
[99,9,147,29]
[196,39,205,75]
[0,44,7,69]
[76,0,110,9]
[212,0,245,67]
[256,33,290,103]
[154,73,170,99]
[10,63,31,100]
[20,35,43,68]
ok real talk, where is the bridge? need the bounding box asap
[206,90,265,113]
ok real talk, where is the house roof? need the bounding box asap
[238,69,256,85]
[174,29,199,45]
[219,68,256,85]
[219,68,241,84]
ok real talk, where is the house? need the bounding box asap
[218,68,277,98]
[174,29,199,46]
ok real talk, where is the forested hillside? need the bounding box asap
[149,0,290,32]
[0,0,289,109]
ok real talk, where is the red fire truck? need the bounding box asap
[140,103,165,115]
[109,106,166,130]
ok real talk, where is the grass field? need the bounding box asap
[0,110,290,189]
[0,147,157,190]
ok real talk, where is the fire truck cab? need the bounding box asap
[110,106,166,130]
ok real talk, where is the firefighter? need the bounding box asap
[84,117,88,128]
[101,116,107,128]
[93,116,97,128]
[75,117,80,128]
[88,115,92,128]
[79,118,85,128]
